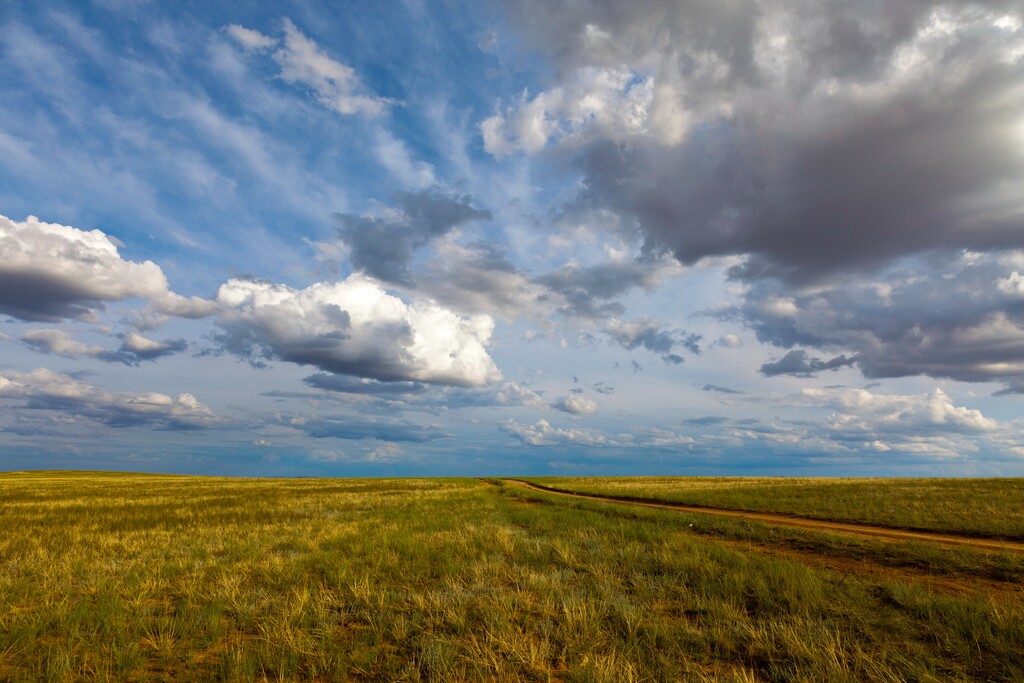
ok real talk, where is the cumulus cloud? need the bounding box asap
[553,394,598,414]
[494,1,1024,280]
[0,368,218,430]
[213,274,501,386]
[502,418,695,448]
[481,66,656,156]
[491,1,1024,396]
[334,190,492,285]
[803,386,998,435]
[0,215,171,322]
[227,19,393,117]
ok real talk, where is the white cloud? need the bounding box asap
[22,329,105,357]
[273,19,393,117]
[481,67,656,157]
[502,418,608,446]
[0,214,171,321]
[998,271,1024,297]
[0,368,218,430]
[802,386,998,434]
[214,274,501,386]
[716,334,743,348]
[224,24,278,51]
[553,394,598,415]
[373,128,435,189]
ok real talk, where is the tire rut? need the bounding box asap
[503,479,1024,554]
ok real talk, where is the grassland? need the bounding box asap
[0,472,1022,681]
[523,477,1024,540]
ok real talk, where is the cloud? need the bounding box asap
[681,415,730,426]
[702,383,743,394]
[803,386,997,435]
[493,2,1024,283]
[288,415,445,442]
[227,19,393,117]
[22,329,105,358]
[417,239,551,321]
[213,273,501,386]
[760,349,857,377]
[303,373,429,397]
[502,418,695,449]
[715,334,743,349]
[21,329,187,365]
[553,394,598,414]
[481,66,655,157]
[116,332,188,362]
[373,129,436,189]
[0,214,170,322]
[535,253,682,320]
[334,190,492,286]
[502,418,609,446]
[0,368,218,430]
[603,318,701,363]
[223,24,278,51]
[733,252,1024,393]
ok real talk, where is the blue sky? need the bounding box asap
[2,0,1024,476]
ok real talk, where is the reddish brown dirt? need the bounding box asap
[504,479,1024,554]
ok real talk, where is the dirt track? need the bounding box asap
[504,479,1024,554]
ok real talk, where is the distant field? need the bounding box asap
[1,472,1023,682]
[525,477,1024,540]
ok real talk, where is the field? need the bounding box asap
[522,478,1024,540]
[0,473,1022,681]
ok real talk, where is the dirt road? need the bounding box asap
[503,479,1024,554]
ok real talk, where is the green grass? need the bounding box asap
[523,477,1024,540]
[0,472,1022,681]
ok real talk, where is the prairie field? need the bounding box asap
[0,472,1023,682]
[526,477,1024,540]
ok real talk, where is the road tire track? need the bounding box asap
[503,479,1024,554]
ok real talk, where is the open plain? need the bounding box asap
[1,472,1023,682]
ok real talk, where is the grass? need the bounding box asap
[522,477,1024,540]
[0,472,1021,681]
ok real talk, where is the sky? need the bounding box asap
[1,0,1023,477]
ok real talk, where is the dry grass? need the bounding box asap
[0,472,1022,681]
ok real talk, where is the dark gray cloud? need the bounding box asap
[733,253,1024,392]
[702,384,743,394]
[496,1,1024,283]
[334,190,491,285]
[536,255,679,319]
[492,0,1024,392]
[604,319,702,364]
[760,349,857,377]
[303,373,429,397]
